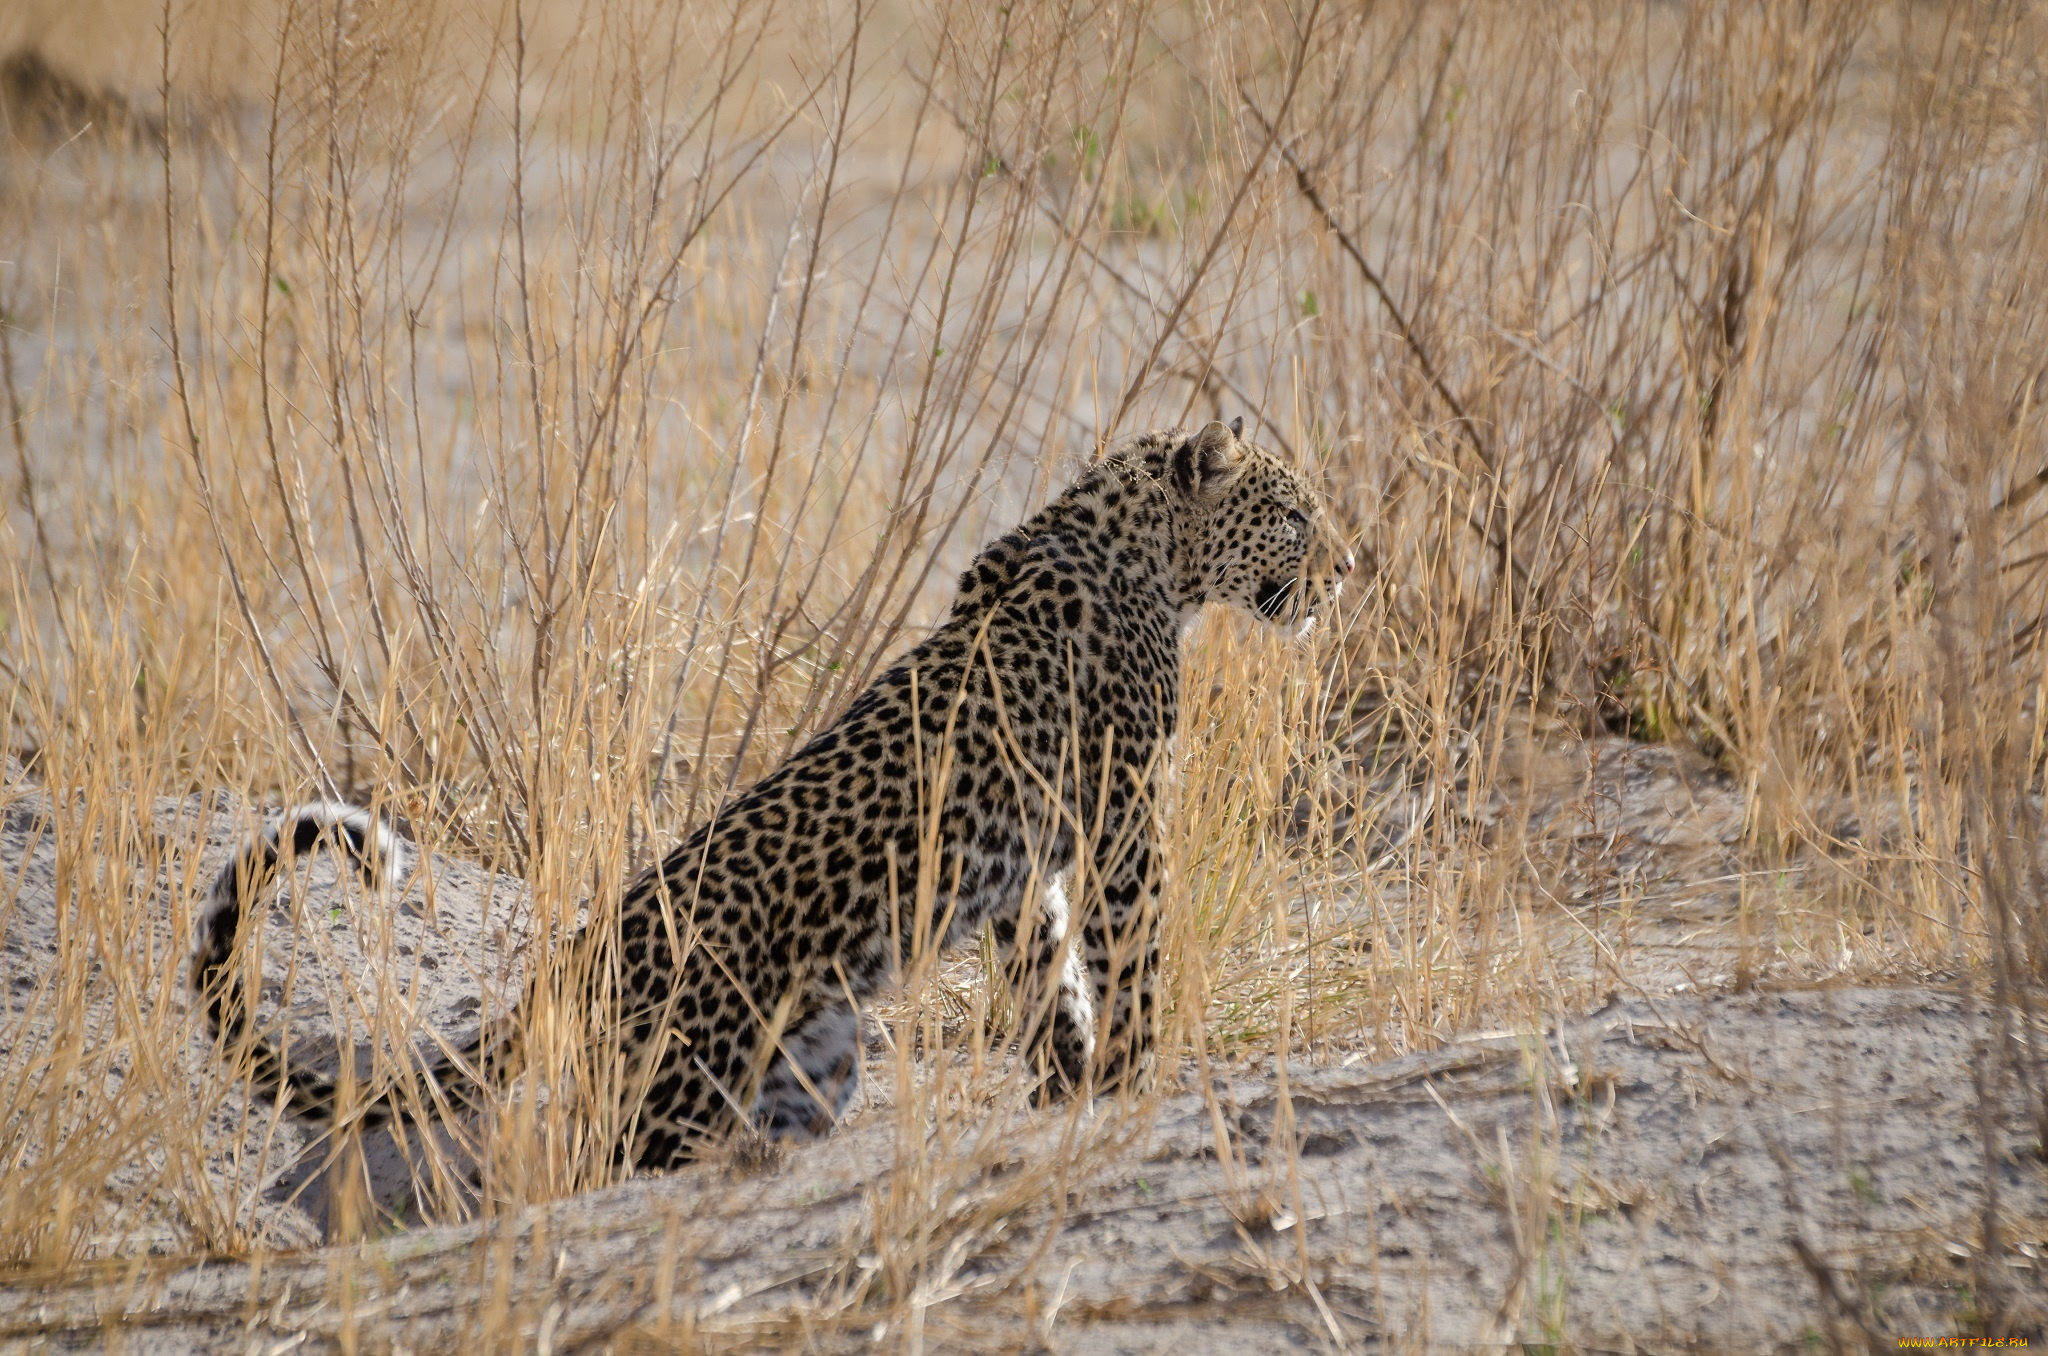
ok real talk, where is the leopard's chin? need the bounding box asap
[1289,579,1341,639]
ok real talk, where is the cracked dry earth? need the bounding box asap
[3,760,2046,1352]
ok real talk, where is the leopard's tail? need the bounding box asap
[192,803,510,1131]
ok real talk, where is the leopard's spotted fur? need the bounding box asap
[193,419,1354,1169]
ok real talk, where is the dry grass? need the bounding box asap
[2,0,2046,1343]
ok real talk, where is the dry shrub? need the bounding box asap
[1,0,2043,1323]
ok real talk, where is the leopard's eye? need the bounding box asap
[1285,507,1309,527]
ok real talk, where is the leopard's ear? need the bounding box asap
[1172,420,1246,499]
[1229,415,1243,439]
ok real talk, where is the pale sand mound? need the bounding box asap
[2,776,2044,1351]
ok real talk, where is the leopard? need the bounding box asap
[192,417,1355,1171]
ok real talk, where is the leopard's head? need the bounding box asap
[1169,418,1354,635]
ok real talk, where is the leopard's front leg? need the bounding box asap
[1077,821,1163,1094]
[993,873,1096,1101]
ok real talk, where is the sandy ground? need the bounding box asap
[3,764,2046,1352]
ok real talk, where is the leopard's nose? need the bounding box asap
[1338,551,1356,577]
